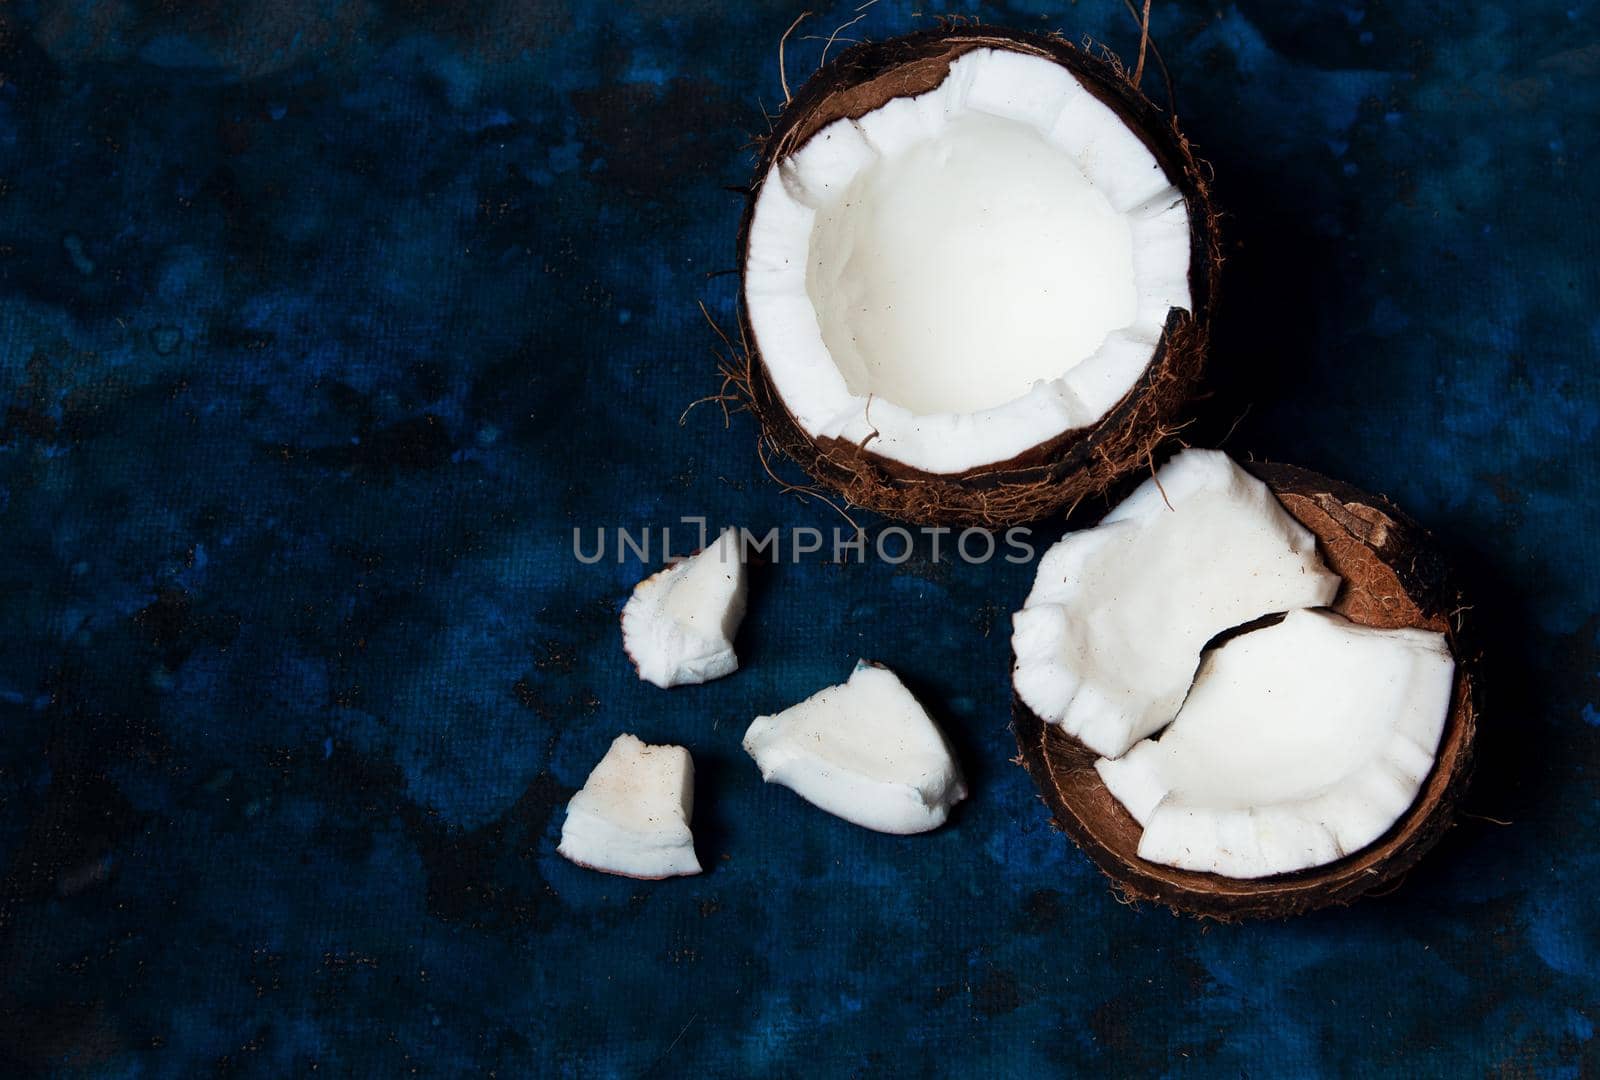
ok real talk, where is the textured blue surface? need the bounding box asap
[1,0,1597,1075]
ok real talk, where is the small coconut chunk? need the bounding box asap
[557,734,701,879]
[1096,609,1455,879]
[1011,449,1341,758]
[621,528,746,688]
[743,661,967,834]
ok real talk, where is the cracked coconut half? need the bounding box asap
[622,527,747,688]
[738,26,1220,525]
[558,734,702,880]
[1011,453,1477,918]
[744,661,967,834]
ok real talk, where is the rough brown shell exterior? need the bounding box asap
[735,25,1223,527]
[1011,463,1478,920]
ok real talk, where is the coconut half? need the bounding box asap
[1011,449,1342,759]
[621,527,747,688]
[557,734,702,879]
[743,660,967,834]
[738,27,1220,525]
[1013,462,1478,918]
[1096,609,1455,879]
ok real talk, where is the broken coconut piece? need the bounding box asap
[1014,462,1478,918]
[1011,448,1342,759]
[743,661,967,834]
[621,527,746,688]
[738,27,1220,526]
[557,734,701,879]
[1096,608,1456,879]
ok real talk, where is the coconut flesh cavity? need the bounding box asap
[1012,449,1342,760]
[558,734,701,880]
[745,45,1192,476]
[1095,609,1455,879]
[743,661,967,834]
[621,527,746,688]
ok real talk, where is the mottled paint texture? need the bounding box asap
[1,0,1597,1075]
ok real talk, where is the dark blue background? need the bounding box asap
[1,1,1595,1075]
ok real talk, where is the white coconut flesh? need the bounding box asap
[743,661,968,834]
[745,47,1192,475]
[1011,449,1342,759]
[1096,609,1455,879]
[557,734,702,879]
[621,527,747,689]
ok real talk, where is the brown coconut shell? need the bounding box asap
[1011,463,1478,919]
[735,25,1224,527]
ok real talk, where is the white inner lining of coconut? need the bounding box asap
[558,734,702,880]
[1011,450,1342,759]
[745,47,1191,474]
[743,660,967,834]
[1095,609,1455,879]
[621,527,747,689]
